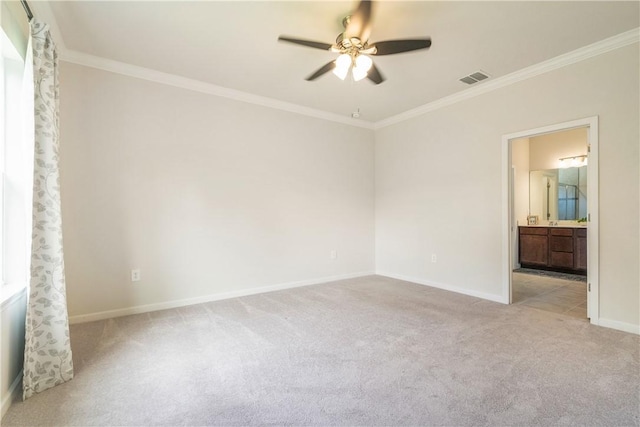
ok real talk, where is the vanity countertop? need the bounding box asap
[520,223,587,228]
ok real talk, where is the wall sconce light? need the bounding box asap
[559,155,588,168]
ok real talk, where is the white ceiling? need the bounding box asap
[42,1,639,123]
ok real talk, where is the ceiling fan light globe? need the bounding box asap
[352,66,368,81]
[335,54,352,69]
[333,67,349,80]
[352,55,372,81]
[333,54,351,80]
[355,54,373,71]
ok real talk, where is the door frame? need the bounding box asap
[501,116,599,324]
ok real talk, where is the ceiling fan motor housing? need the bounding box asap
[335,33,365,50]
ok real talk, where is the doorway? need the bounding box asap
[512,268,588,318]
[501,117,599,325]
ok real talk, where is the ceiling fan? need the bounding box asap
[278,0,431,85]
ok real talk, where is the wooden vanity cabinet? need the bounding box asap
[519,226,587,275]
[549,228,574,269]
[519,227,548,267]
[575,228,587,271]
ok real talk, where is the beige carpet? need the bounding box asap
[3,275,639,426]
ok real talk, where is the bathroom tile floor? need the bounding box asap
[512,271,587,319]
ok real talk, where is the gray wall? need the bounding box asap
[375,44,639,330]
[59,62,376,320]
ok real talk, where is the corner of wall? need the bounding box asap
[1,288,27,420]
[1,374,22,419]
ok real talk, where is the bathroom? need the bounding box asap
[511,127,589,319]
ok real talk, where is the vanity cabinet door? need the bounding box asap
[575,228,587,271]
[519,228,548,267]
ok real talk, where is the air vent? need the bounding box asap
[459,70,490,85]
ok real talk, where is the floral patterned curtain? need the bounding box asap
[23,19,73,400]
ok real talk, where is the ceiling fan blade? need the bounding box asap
[278,36,333,51]
[367,63,384,85]
[306,61,336,81]
[371,39,432,56]
[345,0,373,42]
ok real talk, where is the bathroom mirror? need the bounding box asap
[529,166,587,221]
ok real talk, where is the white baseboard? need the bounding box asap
[376,271,507,304]
[65,271,640,335]
[596,318,640,335]
[374,272,639,335]
[1,372,22,419]
[69,271,375,324]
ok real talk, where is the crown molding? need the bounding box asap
[46,0,636,134]
[59,50,375,130]
[374,27,640,129]
[20,0,374,129]
[33,0,373,129]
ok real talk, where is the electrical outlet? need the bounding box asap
[431,254,437,263]
[330,250,337,260]
[131,269,141,282]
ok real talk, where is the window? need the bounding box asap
[1,28,32,303]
